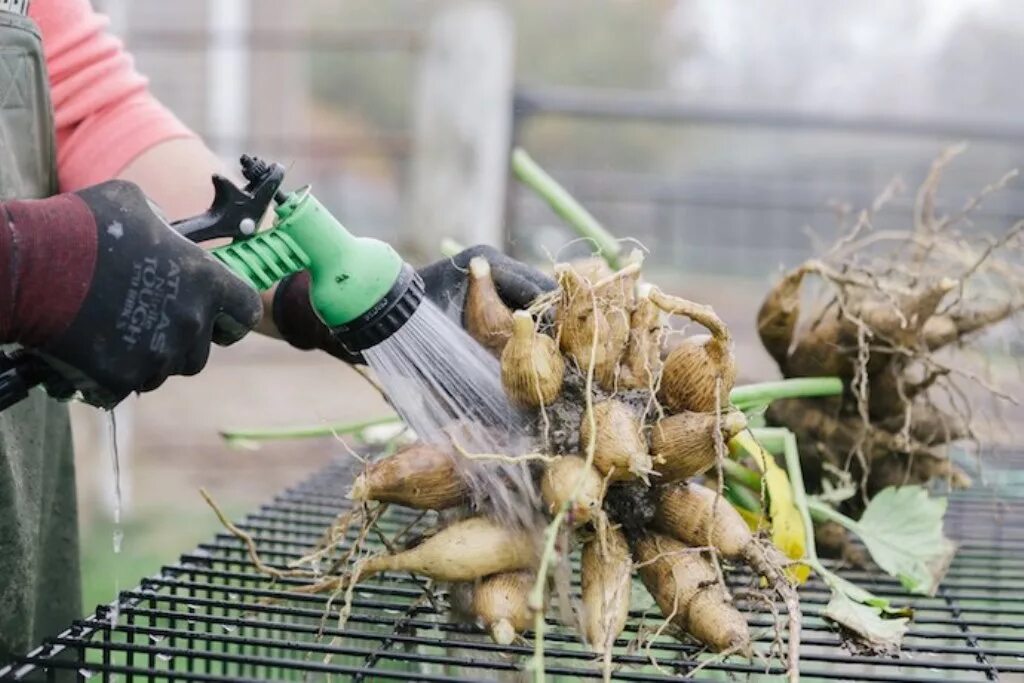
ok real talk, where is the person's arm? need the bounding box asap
[32,0,281,336]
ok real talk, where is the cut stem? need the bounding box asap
[730,378,844,411]
[511,148,622,269]
[748,427,790,455]
[219,415,401,443]
[440,237,465,257]
[779,429,818,564]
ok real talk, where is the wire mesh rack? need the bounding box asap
[2,453,1023,682]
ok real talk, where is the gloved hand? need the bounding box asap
[0,180,263,408]
[273,245,556,364]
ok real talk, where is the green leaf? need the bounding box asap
[823,592,910,655]
[855,486,956,596]
[823,571,911,617]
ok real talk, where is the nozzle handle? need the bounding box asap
[172,157,285,244]
[211,229,312,290]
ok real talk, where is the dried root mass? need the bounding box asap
[756,149,1020,512]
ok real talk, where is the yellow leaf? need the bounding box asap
[730,431,810,583]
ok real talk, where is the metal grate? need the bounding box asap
[3,454,1023,682]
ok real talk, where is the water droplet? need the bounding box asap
[310,558,322,576]
[220,624,236,633]
[157,653,173,662]
[227,592,239,601]
[78,669,96,679]
[108,604,120,629]
[148,634,164,644]
[112,528,124,554]
[185,603,200,612]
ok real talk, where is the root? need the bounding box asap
[649,288,731,344]
[200,488,318,582]
[450,438,557,464]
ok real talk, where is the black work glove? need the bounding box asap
[273,245,556,365]
[417,244,557,320]
[0,180,263,408]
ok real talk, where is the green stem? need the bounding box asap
[748,427,789,455]
[528,511,563,683]
[779,428,819,564]
[219,415,401,443]
[511,148,622,269]
[807,497,862,534]
[724,481,762,513]
[722,458,763,491]
[730,377,844,411]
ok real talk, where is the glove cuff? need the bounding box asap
[0,195,98,347]
[273,272,363,364]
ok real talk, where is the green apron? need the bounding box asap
[0,8,82,664]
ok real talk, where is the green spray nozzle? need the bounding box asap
[210,176,423,352]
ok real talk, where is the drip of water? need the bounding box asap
[106,410,122,629]
[107,411,123,532]
[363,300,539,525]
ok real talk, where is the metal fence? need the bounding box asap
[507,86,1024,279]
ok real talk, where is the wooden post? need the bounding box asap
[406,2,515,256]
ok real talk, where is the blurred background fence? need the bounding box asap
[508,86,1024,277]
[75,0,1024,615]
[93,1,1024,278]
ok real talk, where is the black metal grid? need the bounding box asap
[3,455,1023,682]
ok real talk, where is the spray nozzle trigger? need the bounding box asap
[171,156,286,244]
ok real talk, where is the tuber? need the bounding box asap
[653,481,782,583]
[360,517,536,582]
[540,455,604,527]
[501,310,565,408]
[579,399,653,482]
[465,257,515,356]
[470,570,537,645]
[581,526,631,655]
[650,410,747,483]
[633,532,750,653]
[350,442,469,510]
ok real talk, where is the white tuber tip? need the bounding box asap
[348,474,369,502]
[510,309,536,339]
[469,256,491,279]
[490,619,516,645]
[723,411,748,437]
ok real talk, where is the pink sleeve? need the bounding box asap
[31,0,198,192]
